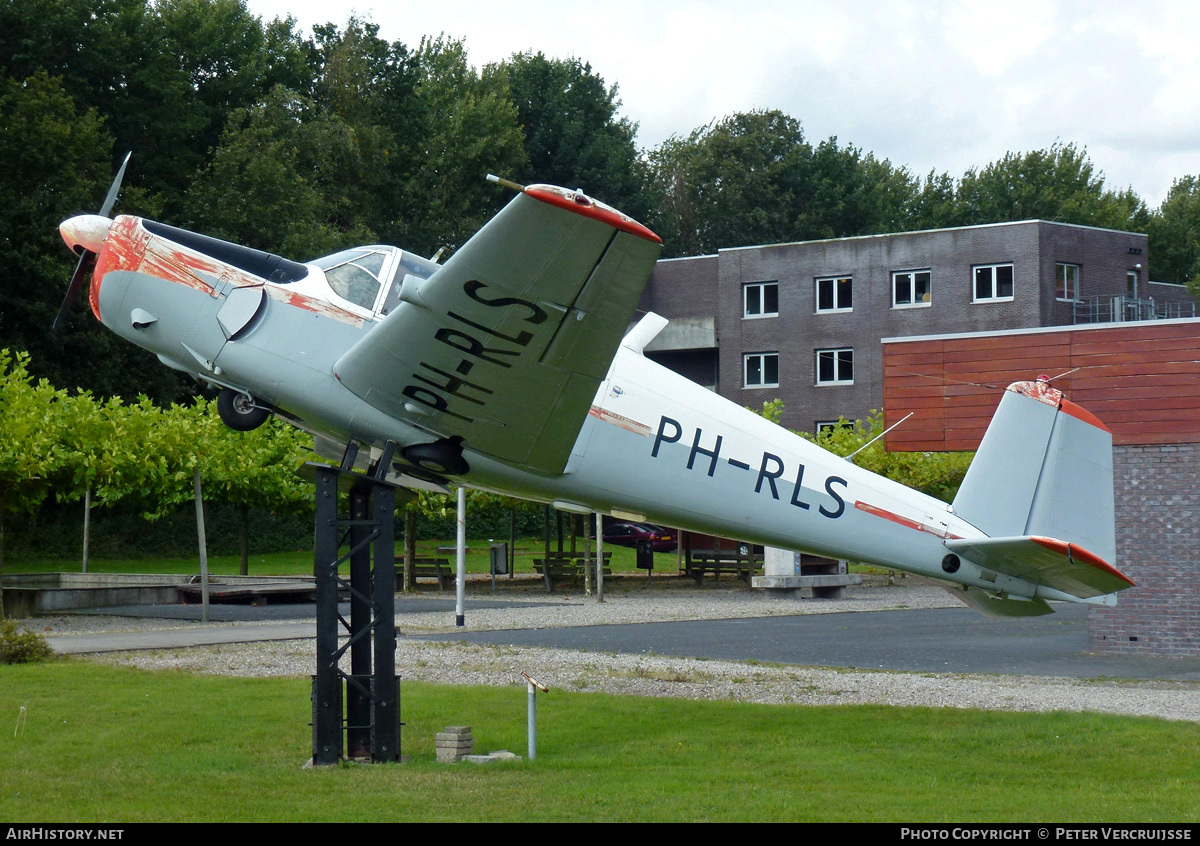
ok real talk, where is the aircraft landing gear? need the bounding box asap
[217,387,270,431]
[402,436,469,475]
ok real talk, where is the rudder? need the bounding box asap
[951,379,1116,564]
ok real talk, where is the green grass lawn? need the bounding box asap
[4,538,652,578]
[1,661,1197,822]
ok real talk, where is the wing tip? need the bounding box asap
[524,184,662,245]
[1029,536,1135,587]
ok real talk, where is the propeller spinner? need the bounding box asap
[53,152,130,332]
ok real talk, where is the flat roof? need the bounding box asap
[882,316,1200,345]
[655,253,717,263]
[718,218,1147,254]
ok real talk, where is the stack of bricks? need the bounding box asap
[435,726,474,763]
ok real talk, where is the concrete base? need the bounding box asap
[463,751,521,764]
[752,573,862,600]
[3,573,319,618]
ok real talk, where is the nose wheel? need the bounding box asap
[217,387,270,431]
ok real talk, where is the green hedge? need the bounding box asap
[7,496,554,560]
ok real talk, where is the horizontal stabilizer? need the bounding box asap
[945,535,1134,600]
[948,585,1054,618]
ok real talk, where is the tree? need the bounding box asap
[0,0,316,218]
[391,36,528,258]
[183,85,378,258]
[749,398,973,503]
[649,110,812,255]
[906,170,960,231]
[950,142,1148,231]
[0,350,69,617]
[796,137,916,240]
[806,411,973,504]
[175,401,313,575]
[488,52,650,220]
[157,0,314,174]
[51,392,122,570]
[648,110,918,256]
[1147,176,1200,295]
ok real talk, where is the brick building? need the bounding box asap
[639,220,1194,432]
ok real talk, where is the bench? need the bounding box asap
[684,553,763,585]
[533,554,612,591]
[394,557,455,590]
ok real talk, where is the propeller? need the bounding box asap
[53,152,130,332]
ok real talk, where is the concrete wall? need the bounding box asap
[1089,443,1200,656]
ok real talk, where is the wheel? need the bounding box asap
[390,461,449,485]
[217,387,270,431]
[402,437,469,475]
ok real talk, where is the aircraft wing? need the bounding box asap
[333,184,662,474]
[944,535,1134,600]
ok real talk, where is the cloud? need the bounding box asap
[245,0,1200,206]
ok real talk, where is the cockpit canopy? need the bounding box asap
[308,245,439,317]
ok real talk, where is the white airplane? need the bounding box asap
[56,164,1133,616]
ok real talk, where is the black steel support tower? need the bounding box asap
[308,444,405,765]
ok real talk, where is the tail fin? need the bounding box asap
[952,380,1116,566]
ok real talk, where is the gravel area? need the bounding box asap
[89,638,1200,723]
[29,576,1200,723]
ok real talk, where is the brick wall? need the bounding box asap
[642,221,1154,434]
[1089,443,1200,655]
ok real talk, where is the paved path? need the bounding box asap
[48,622,317,654]
[48,596,561,654]
[428,604,1200,681]
[44,597,1200,681]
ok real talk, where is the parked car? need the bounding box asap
[602,522,677,552]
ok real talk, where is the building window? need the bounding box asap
[1056,263,1080,301]
[815,276,852,312]
[744,352,779,388]
[892,269,931,308]
[744,282,778,318]
[815,348,853,385]
[816,419,855,434]
[973,263,1014,302]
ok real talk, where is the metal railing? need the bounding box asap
[1073,295,1196,324]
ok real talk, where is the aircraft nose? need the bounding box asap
[59,214,112,255]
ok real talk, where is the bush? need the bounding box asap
[0,619,54,664]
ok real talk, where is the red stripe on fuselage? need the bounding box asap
[855,501,961,539]
[91,215,146,319]
[91,215,365,328]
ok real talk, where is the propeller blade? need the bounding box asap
[52,250,97,333]
[98,151,130,218]
[53,152,129,332]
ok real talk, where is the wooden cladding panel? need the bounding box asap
[883,321,1200,450]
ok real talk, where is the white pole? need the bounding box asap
[521,672,547,759]
[455,485,466,627]
[526,679,537,759]
[595,512,604,604]
[81,487,91,574]
[194,469,210,623]
[584,515,592,596]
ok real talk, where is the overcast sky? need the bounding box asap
[244,0,1200,208]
